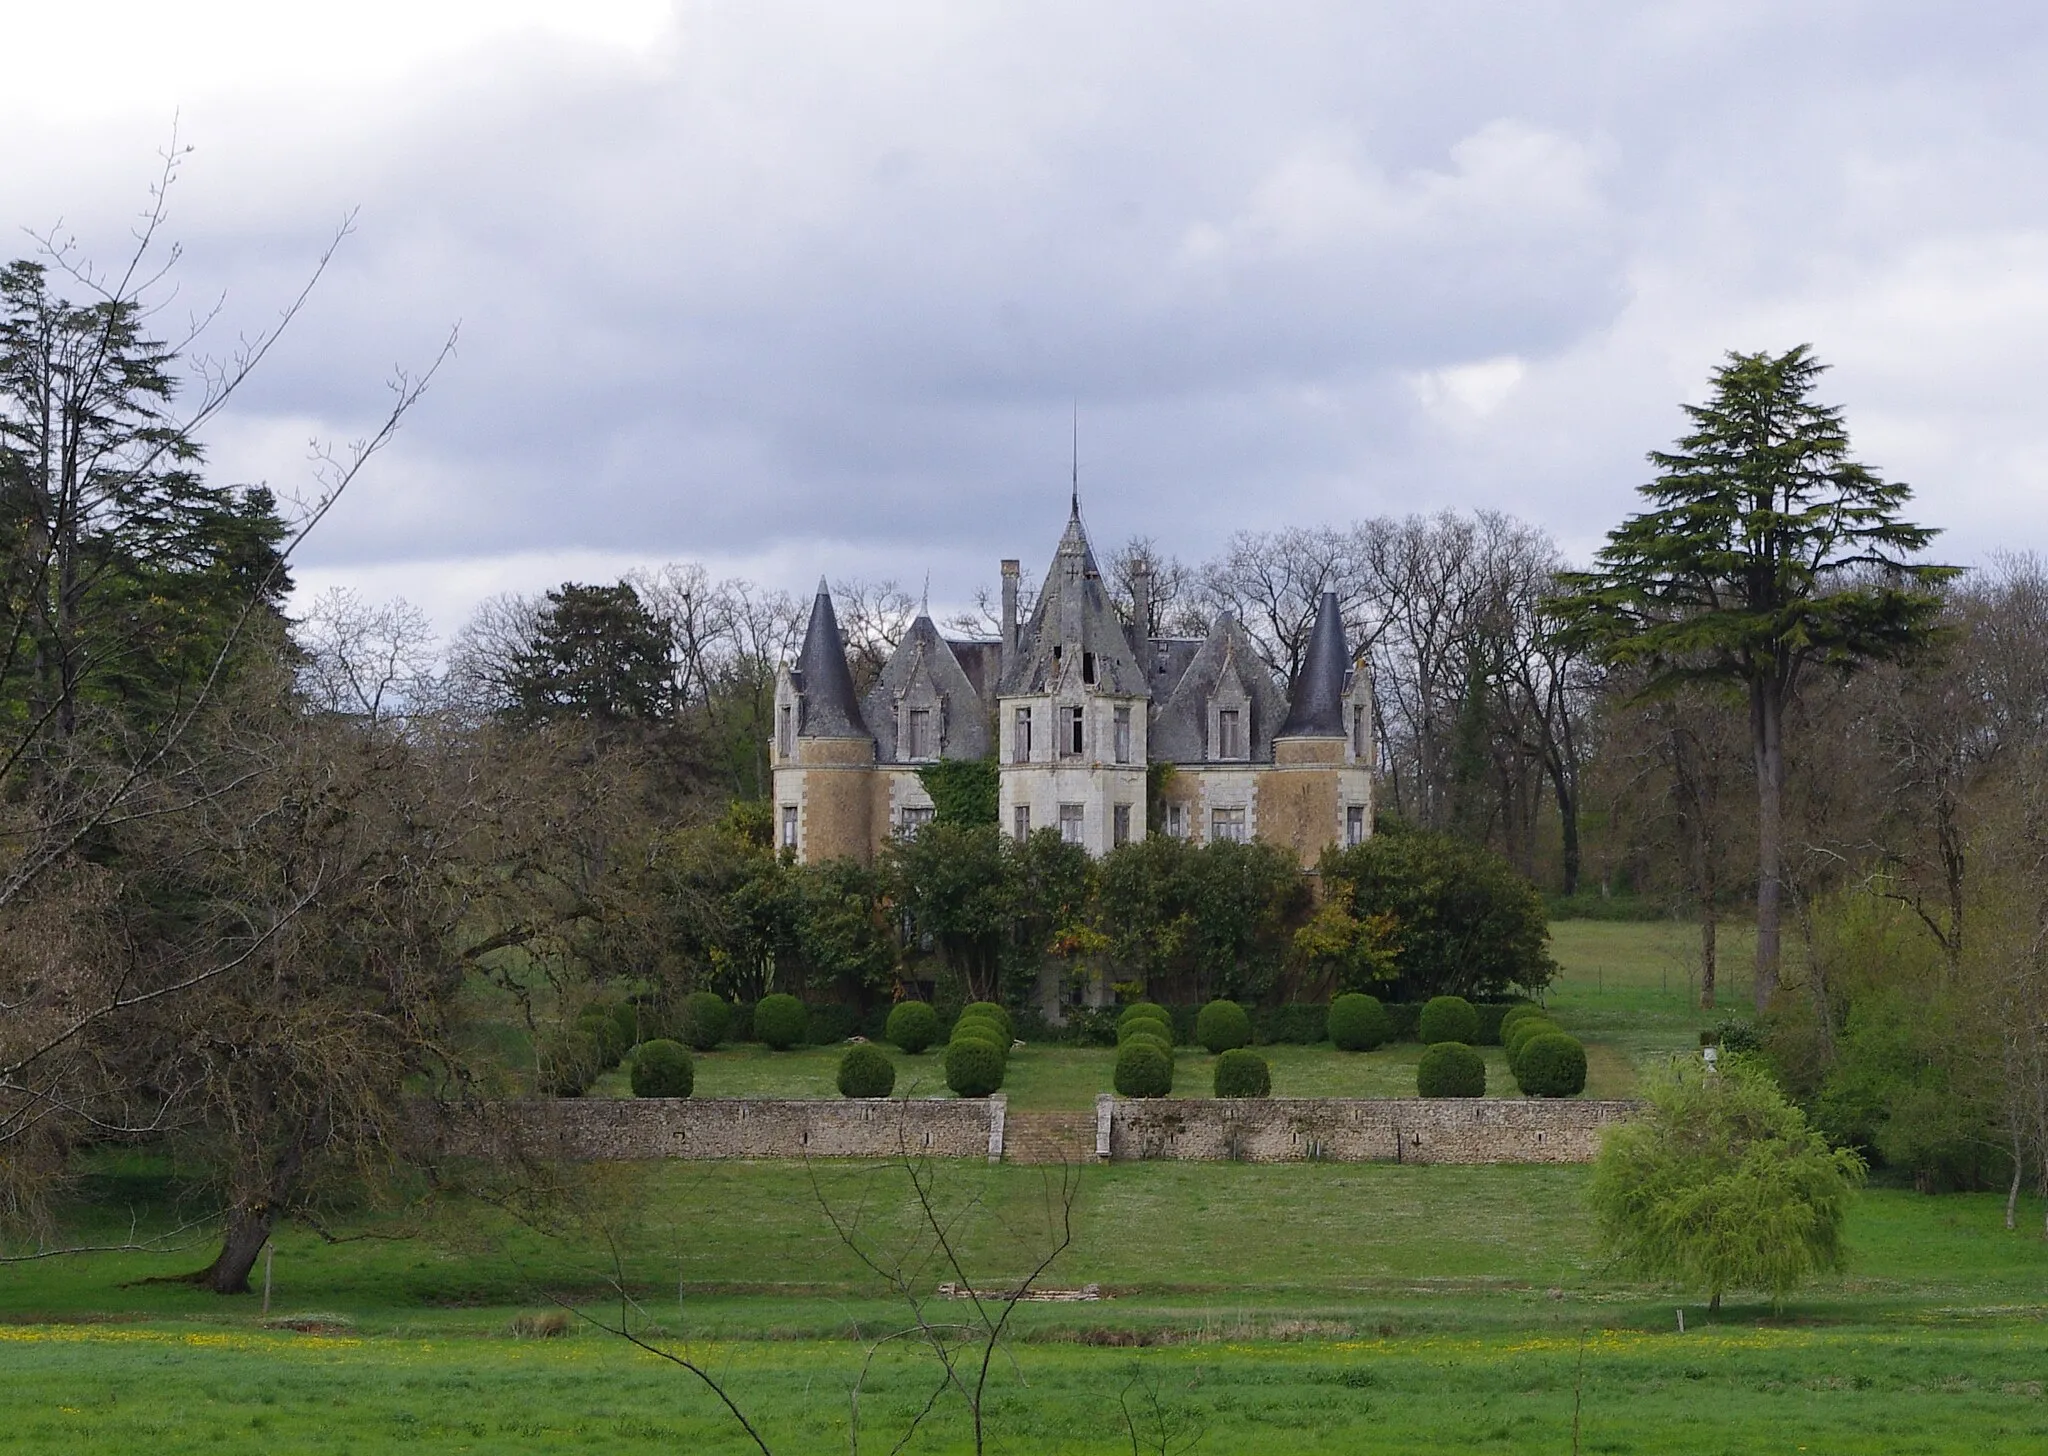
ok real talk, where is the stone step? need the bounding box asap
[1002,1110,1098,1164]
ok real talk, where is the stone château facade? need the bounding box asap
[771,502,1373,865]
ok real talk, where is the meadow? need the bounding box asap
[6,919,2042,1454]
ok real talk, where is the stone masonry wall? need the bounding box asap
[491,1097,998,1161]
[1105,1097,1636,1164]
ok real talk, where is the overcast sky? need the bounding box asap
[6,2,2045,635]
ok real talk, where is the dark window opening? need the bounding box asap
[1082,651,1096,684]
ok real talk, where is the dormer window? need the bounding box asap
[777,704,793,760]
[905,707,933,760]
[1217,708,1243,760]
[1352,704,1368,760]
[1082,651,1096,684]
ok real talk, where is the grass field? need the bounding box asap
[8,919,2034,1454]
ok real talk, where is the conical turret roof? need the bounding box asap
[998,501,1147,696]
[1277,590,1349,737]
[794,580,870,739]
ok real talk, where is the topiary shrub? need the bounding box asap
[630,1039,695,1098]
[960,1001,1013,1042]
[837,1044,897,1098]
[1117,1018,1173,1048]
[1417,1041,1486,1098]
[1418,995,1479,1046]
[1327,993,1390,1052]
[1514,1033,1587,1097]
[1498,1002,1549,1042]
[1474,1001,1521,1046]
[944,1038,1006,1096]
[1114,1041,1174,1098]
[1214,1048,1270,1098]
[952,1016,1010,1051]
[1118,1002,1170,1032]
[1196,999,1253,1054]
[1505,1016,1563,1069]
[537,1030,599,1097]
[753,994,808,1050]
[886,1000,939,1054]
[577,1005,628,1068]
[679,991,731,1052]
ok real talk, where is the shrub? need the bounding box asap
[944,1038,1005,1096]
[1382,1002,1423,1042]
[1214,1048,1270,1098]
[753,994,808,1050]
[807,1004,862,1045]
[1417,1042,1486,1098]
[1196,999,1253,1054]
[1117,1002,1170,1032]
[1257,1004,1327,1045]
[837,1044,897,1098]
[537,1030,599,1097]
[953,1015,1010,1050]
[630,1040,695,1098]
[1327,993,1389,1052]
[679,991,731,1052]
[886,1000,939,1054]
[1474,1001,1523,1046]
[1418,996,1479,1046]
[1498,1002,1549,1042]
[960,1001,1013,1042]
[1515,1033,1587,1097]
[613,1001,641,1050]
[1114,1041,1174,1098]
[1505,1016,1563,1068]
[727,1000,755,1043]
[577,1005,628,1068]
[1117,1018,1173,1048]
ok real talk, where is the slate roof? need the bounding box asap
[997,504,1149,697]
[1147,613,1289,763]
[1276,590,1350,738]
[862,614,993,762]
[791,581,870,739]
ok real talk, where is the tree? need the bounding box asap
[1319,827,1555,1001]
[1590,1056,1865,1311]
[1551,346,1953,1009]
[507,582,677,727]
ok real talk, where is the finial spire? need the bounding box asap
[1070,399,1079,517]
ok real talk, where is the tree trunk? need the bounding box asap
[197,1204,275,1295]
[1708,1289,1721,1313]
[1550,761,1580,898]
[2006,1141,2022,1232]
[1700,905,1718,1011]
[1750,681,1785,1012]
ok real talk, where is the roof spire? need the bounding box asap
[1276,590,1350,738]
[794,581,870,740]
[1070,398,1079,518]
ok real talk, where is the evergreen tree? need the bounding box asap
[507,581,677,727]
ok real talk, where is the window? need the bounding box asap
[1217,708,1243,760]
[1346,804,1366,847]
[1113,704,1132,764]
[1352,704,1368,759]
[899,806,935,837]
[1064,705,1085,756]
[1164,803,1185,839]
[1082,651,1096,684]
[905,706,932,760]
[1013,804,1031,841]
[1013,706,1032,763]
[1112,803,1132,847]
[777,704,793,760]
[1211,806,1247,843]
[780,804,798,849]
[1059,802,1085,845]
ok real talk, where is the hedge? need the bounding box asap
[1328,993,1390,1052]
[944,1038,1005,1097]
[1214,1048,1271,1098]
[1417,995,1479,1046]
[630,1040,695,1098]
[678,991,732,1051]
[837,1044,897,1098]
[1196,999,1253,1054]
[1114,1041,1174,1098]
[753,994,808,1050]
[1514,1032,1587,1097]
[886,1000,939,1054]
[1417,1041,1487,1098]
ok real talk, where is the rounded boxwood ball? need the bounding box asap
[1114,1041,1174,1098]
[1498,1002,1547,1040]
[960,1001,1013,1041]
[1213,1048,1270,1098]
[1505,1016,1562,1067]
[1418,996,1480,1046]
[753,994,808,1050]
[1116,1018,1173,1048]
[944,1038,1006,1097]
[1117,1002,1169,1031]
[1514,1033,1587,1097]
[679,991,731,1052]
[1327,993,1389,1052]
[952,1015,1010,1050]
[1416,1041,1487,1098]
[1196,999,1252,1054]
[886,1000,938,1054]
[537,1030,599,1097]
[837,1044,897,1098]
[577,1006,627,1068]
[630,1039,694,1098]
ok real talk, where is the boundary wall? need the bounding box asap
[474,1095,1634,1165]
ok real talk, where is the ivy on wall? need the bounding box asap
[917,757,999,826]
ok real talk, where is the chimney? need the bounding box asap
[1131,561,1153,644]
[1000,559,1020,655]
